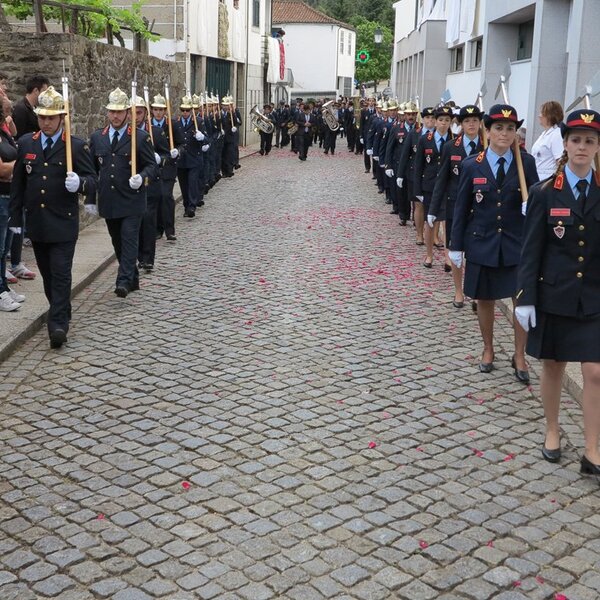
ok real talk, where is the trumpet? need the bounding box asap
[322,100,340,132]
[250,105,275,134]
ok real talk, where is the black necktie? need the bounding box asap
[44,137,53,158]
[496,157,506,187]
[111,131,119,151]
[576,179,588,210]
[469,140,477,155]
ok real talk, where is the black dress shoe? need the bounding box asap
[49,328,67,349]
[471,301,478,313]
[131,280,140,292]
[115,286,129,298]
[415,240,425,246]
[399,220,407,226]
[452,300,464,309]
[444,264,452,273]
[511,355,530,384]
[542,446,561,463]
[390,210,399,215]
[385,198,392,204]
[166,234,177,241]
[580,455,600,475]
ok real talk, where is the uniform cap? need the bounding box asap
[421,107,435,118]
[387,99,399,110]
[35,86,66,116]
[192,94,201,108]
[106,87,130,111]
[434,105,452,118]
[150,94,167,108]
[483,103,523,129]
[458,104,484,122]
[561,109,600,137]
[222,95,234,105]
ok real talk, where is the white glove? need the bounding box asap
[8,227,22,234]
[397,177,403,188]
[521,201,527,216]
[129,174,143,190]
[415,195,424,202]
[427,214,436,227]
[170,148,179,159]
[373,156,379,162]
[385,169,394,177]
[367,149,373,156]
[340,127,344,132]
[194,130,205,142]
[360,138,364,144]
[515,305,536,331]
[202,144,210,152]
[65,171,80,193]
[449,251,463,269]
[154,152,161,165]
[231,127,237,133]
[84,204,98,216]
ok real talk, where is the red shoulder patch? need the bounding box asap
[450,155,462,161]
[102,126,109,135]
[473,177,487,184]
[554,173,564,190]
[32,131,41,140]
[475,151,485,163]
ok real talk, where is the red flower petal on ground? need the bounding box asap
[477,399,484,405]
[419,540,428,549]
[467,431,476,437]
[368,441,377,449]
[472,448,484,457]
[336,400,345,404]
[487,540,494,547]
[466,392,474,399]
[258,278,267,284]
[181,481,191,490]
[425,366,432,370]
[97,514,105,520]
[513,581,521,587]
[394,378,402,383]
[382,412,392,419]
[503,453,515,462]
[555,594,568,600]
[416,447,424,452]
[535,576,544,584]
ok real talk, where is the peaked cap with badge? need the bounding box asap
[483,104,523,129]
[458,104,484,122]
[560,109,600,137]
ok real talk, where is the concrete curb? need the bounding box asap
[0,144,261,363]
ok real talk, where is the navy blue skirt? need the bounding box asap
[527,310,600,362]
[464,263,517,300]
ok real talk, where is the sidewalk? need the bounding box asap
[0,143,260,362]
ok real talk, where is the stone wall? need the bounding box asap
[0,33,185,139]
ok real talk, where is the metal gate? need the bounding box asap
[206,57,232,97]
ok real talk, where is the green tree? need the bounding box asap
[319,0,356,24]
[351,16,393,92]
[2,0,157,42]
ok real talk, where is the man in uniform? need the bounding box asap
[221,96,240,177]
[9,86,97,347]
[360,96,376,172]
[132,95,171,271]
[151,93,183,242]
[89,88,157,298]
[258,103,276,155]
[176,94,208,217]
[296,103,315,161]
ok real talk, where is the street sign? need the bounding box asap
[356,49,370,64]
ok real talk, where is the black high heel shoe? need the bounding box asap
[541,444,561,463]
[580,455,600,475]
[511,355,530,384]
[479,352,495,373]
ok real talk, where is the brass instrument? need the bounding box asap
[250,105,275,134]
[321,100,340,132]
[288,121,298,135]
[351,96,361,130]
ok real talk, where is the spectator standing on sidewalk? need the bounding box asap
[9,86,97,346]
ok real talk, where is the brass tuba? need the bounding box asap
[250,105,275,134]
[321,100,340,132]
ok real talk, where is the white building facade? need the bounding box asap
[273,1,355,100]
[391,0,600,144]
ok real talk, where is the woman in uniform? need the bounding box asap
[449,104,538,380]
[515,109,600,470]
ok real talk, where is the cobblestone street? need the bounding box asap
[1,146,599,600]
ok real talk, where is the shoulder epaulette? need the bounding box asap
[454,135,462,147]
[32,131,41,140]
[427,131,433,141]
[475,151,485,163]
[127,125,132,136]
[102,126,109,135]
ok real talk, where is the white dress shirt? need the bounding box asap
[531,125,563,180]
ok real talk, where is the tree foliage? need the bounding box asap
[351,16,393,85]
[1,0,158,40]
[314,0,394,30]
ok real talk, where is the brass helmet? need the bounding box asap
[106,88,130,111]
[150,94,167,108]
[192,94,201,109]
[130,95,147,110]
[403,100,418,113]
[387,99,399,110]
[35,86,66,116]
[180,95,193,109]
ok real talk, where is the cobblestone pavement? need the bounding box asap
[1,145,599,600]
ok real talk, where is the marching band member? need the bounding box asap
[450,104,538,378]
[429,105,484,306]
[516,109,600,468]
